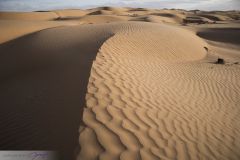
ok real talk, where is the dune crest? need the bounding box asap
[0,7,240,160]
[78,22,240,160]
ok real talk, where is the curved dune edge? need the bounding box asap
[1,8,239,43]
[0,18,239,160]
[0,20,82,44]
[77,22,240,160]
[0,23,117,159]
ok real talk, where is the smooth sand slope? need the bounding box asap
[0,8,240,160]
[0,24,114,159]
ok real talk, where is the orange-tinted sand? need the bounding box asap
[0,7,240,160]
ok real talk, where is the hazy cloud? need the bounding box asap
[113,0,240,10]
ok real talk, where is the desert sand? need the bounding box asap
[0,7,240,160]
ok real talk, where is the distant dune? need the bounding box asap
[0,7,240,160]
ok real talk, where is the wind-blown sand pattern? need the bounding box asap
[0,7,240,160]
[78,22,240,160]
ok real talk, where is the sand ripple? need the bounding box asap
[78,22,240,160]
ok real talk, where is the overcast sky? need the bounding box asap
[0,0,239,12]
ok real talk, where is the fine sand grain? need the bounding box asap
[0,8,239,160]
[78,22,240,160]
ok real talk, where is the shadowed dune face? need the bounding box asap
[197,28,240,45]
[0,7,240,160]
[0,25,113,159]
[198,14,223,21]
[129,8,148,11]
[54,17,82,21]
[87,10,111,15]
[0,21,208,159]
[151,13,176,17]
[183,16,213,24]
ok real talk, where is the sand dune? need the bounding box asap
[54,9,88,18]
[78,22,240,160]
[0,7,240,160]
[0,20,79,43]
[78,15,129,24]
[0,11,58,20]
[0,24,115,159]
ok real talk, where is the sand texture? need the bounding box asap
[0,7,240,160]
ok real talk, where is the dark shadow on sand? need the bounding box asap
[197,28,240,45]
[0,26,112,160]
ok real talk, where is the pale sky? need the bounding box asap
[0,0,239,11]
